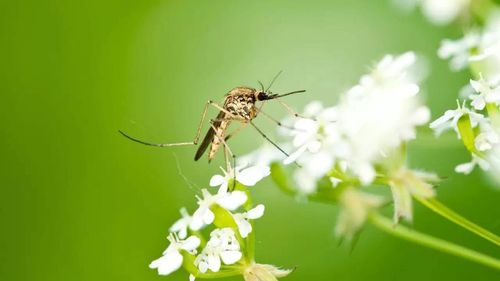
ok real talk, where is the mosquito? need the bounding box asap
[119,73,306,180]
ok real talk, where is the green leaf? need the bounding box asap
[457,114,478,154]
[486,103,500,129]
[210,204,237,228]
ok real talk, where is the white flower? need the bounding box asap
[170,208,192,239]
[455,155,490,174]
[194,228,242,273]
[190,189,247,231]
[470,12,500,83]
[210,164,270,194]
[283,101,339,165]
[232,204,265,238]
[149,234,200,276]
[438,32,481,71]
[337,52,429,183]
[475,130,499,151]
[335,188,384,240]
[469,77,500,110]
[429,100,484,136]
[278,52,429,188]
[439,12,500,80]
[487,146,500,185]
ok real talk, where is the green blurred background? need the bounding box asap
[1,0,499,280]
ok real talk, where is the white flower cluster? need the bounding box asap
[394,0,470,25]
[278,52,430,192]
[431,77,500,175]
[241,51,434,236]
[431,10,500,179]
[438,10,500,82]
[149,166,268,279]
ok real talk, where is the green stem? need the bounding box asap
[415,197,500,246]
[369,213,500,270]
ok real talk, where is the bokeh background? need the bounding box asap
[1,0,499,280]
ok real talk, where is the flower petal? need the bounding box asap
[207,253,221,272]
[220,250,242,265]
[181,236,201,251]
[149,250,183,276]
[216,191,247,210]
[246,204,265,219]
[236,165,271,186]
[209,175,226,187]
[235,216,252,238]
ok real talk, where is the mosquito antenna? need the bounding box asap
[257,80,265,92]
[270,90,306,99]
[265,70,283,92]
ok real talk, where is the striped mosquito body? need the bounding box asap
[196,87,260,162]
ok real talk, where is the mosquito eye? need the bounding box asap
[257,92,267,100]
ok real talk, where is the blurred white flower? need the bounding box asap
[438,32,481,71]
[170,207,193,239]
[276,52,429,189]
[283,101,339,165]
[429,101,484,136]
[149,234,200,276]
[394,0,470,25]
[487,146,500,184]
[243,263,293,281]
[194,228,242,273]
[388,169,436,222]
[455,155,490,174]
[210,165,270,194]
[469,77,500,110]
[470,12,500,83]
[335,188,384,240]
[232,204,265,238]
[336,52,430,183]
[475,129,499,152]
[190,189,247,231]
[438,11,500,81]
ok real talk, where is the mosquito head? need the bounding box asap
[256,91,279,101]
[256,90,304,101]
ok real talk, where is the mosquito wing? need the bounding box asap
[194,111,225,161]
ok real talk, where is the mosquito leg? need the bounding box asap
[224,145,237,191]
[255,108,305,132]
[249,121,289,157]
[274,98,318,121]
[118,99,215,147]
[118,130,196,147]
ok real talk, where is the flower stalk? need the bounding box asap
[415,196,500,246]
[369,213,500,270]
